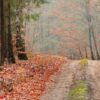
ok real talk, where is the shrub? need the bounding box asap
[80,59,88,67]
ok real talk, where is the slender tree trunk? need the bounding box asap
[86,0,95,60]
[7,0,15,63]
[85,0,100,60]
[15,8,28,60]
[0,0,5,65]
[84,47,88,59]
[92,31,100,59]
[78,46,83,59]
[88,26,95,60]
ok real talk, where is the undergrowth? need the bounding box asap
[79,59,88,69]
[68,80,88,100]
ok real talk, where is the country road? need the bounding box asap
[40,60,100,100]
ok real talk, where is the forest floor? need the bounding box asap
[0,54,67,100]
[0,54,100,100]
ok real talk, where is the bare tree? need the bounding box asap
[85,0,100,60]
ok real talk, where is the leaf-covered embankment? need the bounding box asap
[0,54,67,100]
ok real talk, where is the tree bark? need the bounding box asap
[15,8,28,60]
[85,0,95,60]
[7,0,15,63]
[85,0,100,60]
[92,31,100,59]
[0,0,6,65]
[84,47,88,59]
[78,46,83,59]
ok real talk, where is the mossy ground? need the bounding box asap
[68,80,88,100]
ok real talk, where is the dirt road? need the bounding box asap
[40,60,100,100]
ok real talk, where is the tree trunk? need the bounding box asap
[85,0,100,60]
[0,0,6,65]
[15,8,28,60]
[88,27,95,60]
[86,0,95,60]
[78,46,83,59]
[92,31,100,59]
[7,0,15,63]
[84,47,88,59]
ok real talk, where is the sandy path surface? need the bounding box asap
[40,61,77,100]
[40,60,100,100]
[87,61,100,100]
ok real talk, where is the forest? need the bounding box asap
[0,0,100,100]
